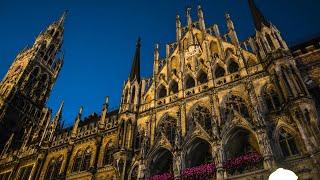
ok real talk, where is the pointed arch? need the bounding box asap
[72,150,83,172]
[157,84,167,98]
[210,41,219,56]
[197,69,208,84]
[185,74,195,89]
[131,86,136,103]
[187,104,212,134]
[170,56,179,73]
[80,147,92,171]
[214,65,226,78]
[261,84,281,111]
[169,80,178,95]
[227,59,239,74]
[265,33,275,50]
[157,115,177,144]
[278,128,299,158]
[103,140,114,165]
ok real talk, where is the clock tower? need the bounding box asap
[0,12,66,149]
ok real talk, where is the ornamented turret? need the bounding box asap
[153,44,159,78]
[120,38,142,113]
[0,11,66,148]
[248,0,289,59]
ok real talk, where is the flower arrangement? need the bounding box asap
[223,151,263,175]
[147,173,173,180]
[181,163,216,179]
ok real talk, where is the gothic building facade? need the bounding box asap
[0,1,320,179]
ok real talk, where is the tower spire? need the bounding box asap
[129,38,141,82]
[58,10,68,27]
[248,0,270,30]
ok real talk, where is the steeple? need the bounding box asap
[52,101,64,130]
[248,0,270,31]
[129,38,141,82]
[58,10,68,27]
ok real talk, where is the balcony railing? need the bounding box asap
[181,163,216,180]
[223,152,263,176]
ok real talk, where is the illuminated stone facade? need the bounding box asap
[0,1,320,180]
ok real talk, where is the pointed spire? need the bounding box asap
[153,44,159,77]
[248,0,270,31]
[58,10,68,27]
[129,38,141,82]
[71,106,83,138]
[99,96,109,130]
[1,133,14,157]
[197,5,205,30]
[176,15,182,42]
[52,101,64,129]
[186,7,193,29]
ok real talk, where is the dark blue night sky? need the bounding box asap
[1,0,320,127]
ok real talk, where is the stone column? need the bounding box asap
[212,142,225,180]
[173,150,183,180]
[256,129,276,171]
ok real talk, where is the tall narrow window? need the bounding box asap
[81,149,91,171]
[215,65,225,78]
[72,151,83,172]
[185,75,195,89]
[17,165,33,180]
[104,141,114,165]
[157,84,167,98]
[169,80,179,94]
[279,129,299,158]
[228,60,239,74]
[266,34,275,50]
[131,87,136,103]
[198,70,208,84]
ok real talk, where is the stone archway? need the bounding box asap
[223,127,263,176]
[185,138,213,168]
[149,148,173,177]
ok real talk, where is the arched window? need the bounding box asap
[157,84,167,98]
[225,95,250,119]
[25,67,40,95]
[197,70,208,84]
[188,105,212,134]
[157,116,176,144]
[103,141,114,165]
[263,86,281,111]
[265,34,275,50]
[81,148,91,171]
[279,129,299,158]
[131,166,139,180]
[215,65,225,78]
[45,159,56,180]
[210,41,219,55]
[72,151,83,172]
[169,80,179,95]
[228,60,239,74]
[225,48,234,56]
[123,89,128,103]
[185,75,195,89]
[134,128,142,150]
[131,86,136,103]
[45,157,63,179]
